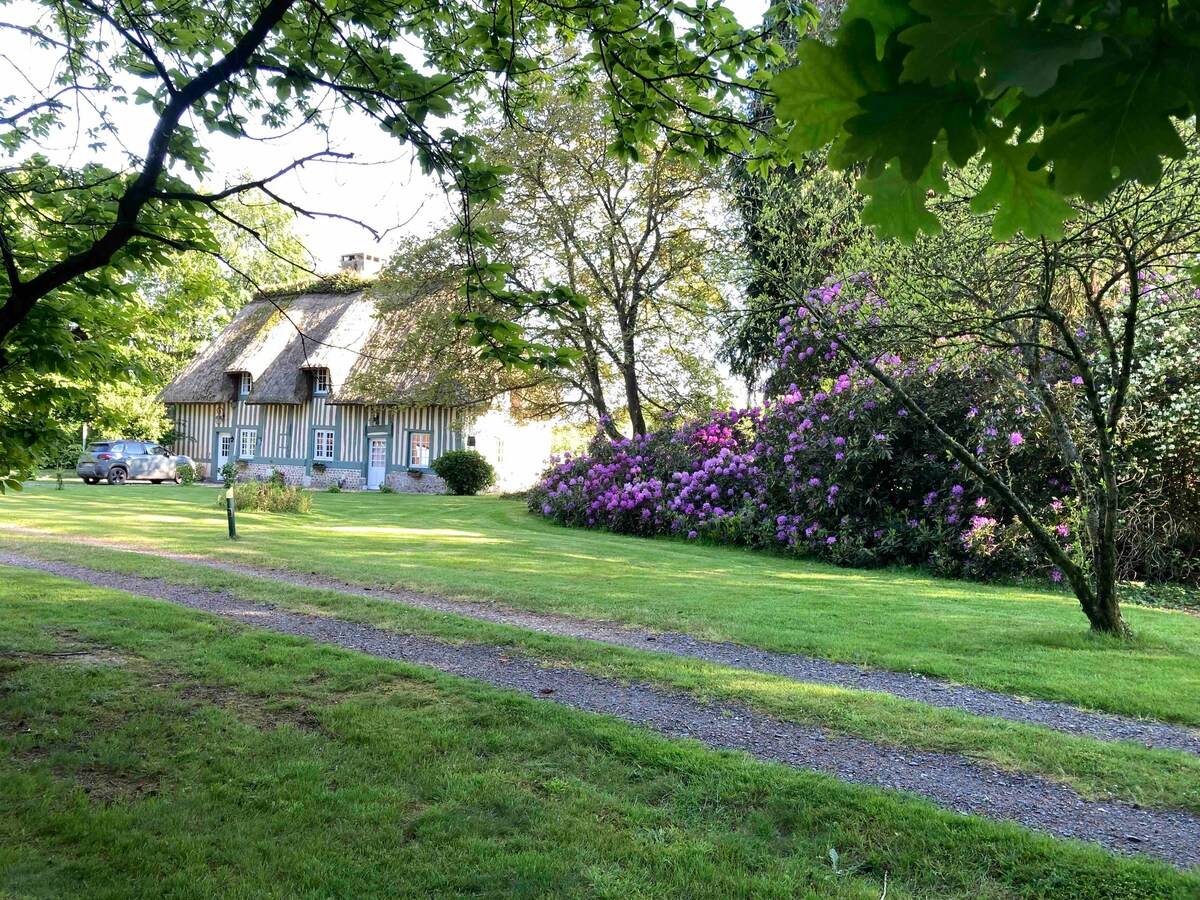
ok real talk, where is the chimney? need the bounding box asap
[339,252,383,276]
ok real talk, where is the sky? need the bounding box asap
[2,0,769,273]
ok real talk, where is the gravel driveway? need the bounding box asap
[5,532,1197,756]
[3,550,1199,870]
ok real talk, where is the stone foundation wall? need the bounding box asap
[214,463,448,493]
[310,469,365,491]
[241,463,307,485]
[384,471,447,494]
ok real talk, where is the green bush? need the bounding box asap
[177,463,197,485]
[431,450,495,496]
[218,482,313,514]
[326,482,342,493]
[218,462,239,487]
[268,468,287,489]
[378,483,396,494]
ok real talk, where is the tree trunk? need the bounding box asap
[619,324,646,436]
[1082,579,1129,636]
[1082,505,1131,637]
[624,365,646,436]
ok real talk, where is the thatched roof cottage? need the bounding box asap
[160,271,552,492]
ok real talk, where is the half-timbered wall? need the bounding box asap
[169,399,462,482]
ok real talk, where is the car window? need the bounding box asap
[86,443,111,453]
[111,443,125,455]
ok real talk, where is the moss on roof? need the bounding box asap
[257,272,376,300]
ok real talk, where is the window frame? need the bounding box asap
[408,431,432,469]
[313,369,331,395]
[238,372,252,397]
[238,428,258,459]
[313,429,335,461]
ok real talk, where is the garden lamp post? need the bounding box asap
[226,487,237,540]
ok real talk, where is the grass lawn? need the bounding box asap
[3,482,1199,725]
[2,566,1197,898]
[5,538,1200,817]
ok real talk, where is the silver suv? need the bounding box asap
[76,440,195,485]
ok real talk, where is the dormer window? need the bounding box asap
[313,369,330,395]
[238,372,252,396]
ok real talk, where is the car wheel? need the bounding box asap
[172,472,182,484]
[150,479,163,484]
[85,477,100,485]
[106,467,128,485]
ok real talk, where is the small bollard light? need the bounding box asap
[225,487,237,540]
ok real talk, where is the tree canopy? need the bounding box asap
[0,190,306,490]
[484,77,733,435]
[364,77,734,437]
[772,0,1200,241]
[0,0,811,353]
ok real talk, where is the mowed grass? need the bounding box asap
[5,537,1200,817]
[3,482,1200,725]
[1,567,1197,898]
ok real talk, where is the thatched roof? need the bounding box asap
[160,279,501,408]
[326,317,464,407]
[161,290,381,405]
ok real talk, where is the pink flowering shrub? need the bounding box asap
[531,333,1074,581]
[532,277,1197,585]
[533,409,766,540]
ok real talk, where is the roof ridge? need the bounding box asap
[255,271,377,301]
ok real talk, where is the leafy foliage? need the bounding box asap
[725,152,867,387]
[772,0,1200,240]
[482,74,734,435]
[1,189,305,487]
[530,374,1067,588]
[431,450,496,496]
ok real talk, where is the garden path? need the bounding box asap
[2,549,1199,869]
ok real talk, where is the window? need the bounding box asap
[313,369,330,395]
[238,429,258,459]
[239,372,252,396]
[313,429,335,460]
[408,431,431,468]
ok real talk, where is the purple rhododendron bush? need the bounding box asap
[530,378,1065,582]
[531,279,1200,586]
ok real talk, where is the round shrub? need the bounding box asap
[431,450,495,495]
[176,463,197,485]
